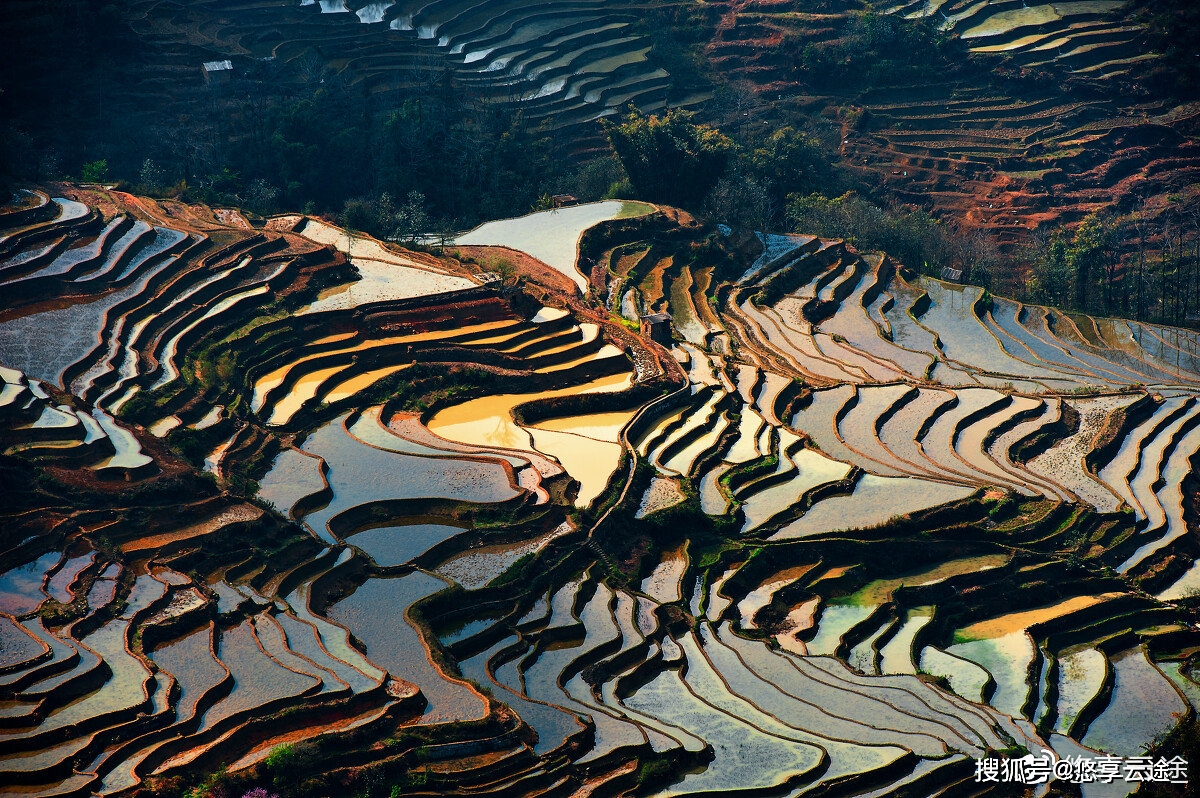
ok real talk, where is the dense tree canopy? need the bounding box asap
[602,109,734,208]
[786,191,958,275]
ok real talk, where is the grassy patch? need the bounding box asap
[616,201,657,219]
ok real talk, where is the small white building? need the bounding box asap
[202,60,233,85]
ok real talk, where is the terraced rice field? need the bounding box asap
[905,0,1145,76]
[5,187,1200,798]
[120,0,707,137]
[699,1,1199,252]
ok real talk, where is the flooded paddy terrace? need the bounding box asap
[6,192,1200,797]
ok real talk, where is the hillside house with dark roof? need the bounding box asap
[640,312,672,345]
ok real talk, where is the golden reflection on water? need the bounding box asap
[533,410,634,442]
[252,320,519,412]
[268,364,345,425]
[324,364,410,404]
[427,372,631,453]
[527,428,621,507]
[956,592,1121,642]
[311,331,357,346]
[534,343,623,374]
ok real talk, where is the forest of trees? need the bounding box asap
[788,11,968,90]
[1019,197,1200,326]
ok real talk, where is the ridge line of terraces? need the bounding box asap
[137,0,689,134]
[715,528,1186,731]
[728,235,1200,392]
[446,554,1027,792]
[0,540,428,794]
